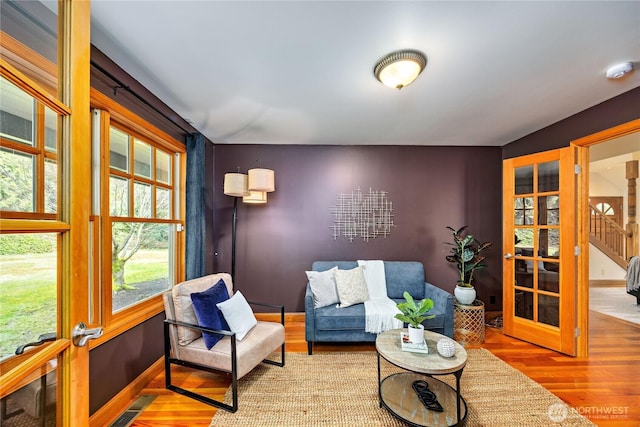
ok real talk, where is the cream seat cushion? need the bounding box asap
[177,320,284,379]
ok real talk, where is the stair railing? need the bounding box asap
[589,203,630,261]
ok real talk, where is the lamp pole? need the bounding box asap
[223,167,274,292]
[231,196,238,291]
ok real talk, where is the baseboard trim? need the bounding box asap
[89,357,163,427]
[255,312,304,322]
[589,279,625,288]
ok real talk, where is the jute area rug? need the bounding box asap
[211,349,594,426]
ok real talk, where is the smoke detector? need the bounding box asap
[606,62,634,79]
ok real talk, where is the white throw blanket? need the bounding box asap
[626,256,640,292]
[358,260,403,334]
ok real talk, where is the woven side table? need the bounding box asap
[454,299,485,346]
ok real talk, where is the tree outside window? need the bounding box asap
[107,126,177,312]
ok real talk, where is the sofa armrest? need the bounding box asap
[304,283,315,342]
[424,282,454,338]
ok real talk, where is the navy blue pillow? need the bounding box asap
[190,279,231,349]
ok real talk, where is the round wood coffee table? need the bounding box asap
[376,329,467,427]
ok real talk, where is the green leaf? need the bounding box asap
[396,292,435,327]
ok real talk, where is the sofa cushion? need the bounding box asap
[384,261,425,299]
[306,266,339,308]
[314,303,366,330]
[315,302,446,334]
[335,266,370,308]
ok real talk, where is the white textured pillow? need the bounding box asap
[335,266,370,308]
[306,266,339,308]
[216,291,257,341]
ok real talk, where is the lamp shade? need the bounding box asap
[243,190,267,204]
[223,173,249,197]
[374,50,427,90]
[248,168,275,192]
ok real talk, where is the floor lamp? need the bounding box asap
[223,168,275,290]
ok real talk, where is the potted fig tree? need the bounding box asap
[445,225,492,305]
[395,291,435,344]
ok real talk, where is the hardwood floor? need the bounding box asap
[125,311,639,427]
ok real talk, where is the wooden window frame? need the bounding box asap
[0,67,64,220]
[1,31,185,351]
[89,91,185,346]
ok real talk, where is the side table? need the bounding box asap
[454,299,485,346]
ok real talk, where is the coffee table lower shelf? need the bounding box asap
[380,372,467,427]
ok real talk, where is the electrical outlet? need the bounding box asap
[489,295,496,304]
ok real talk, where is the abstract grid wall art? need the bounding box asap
[330,188,395,242]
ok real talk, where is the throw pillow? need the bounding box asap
[306,266,339,308]
[335,265,370,308]
[216,290,257,341]
[190,279,231,349]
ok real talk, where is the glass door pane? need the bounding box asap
[0,233,57,359]
[512,161,561,325]
[2,358,57,425]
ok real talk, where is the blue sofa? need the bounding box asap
[305,261,454,355]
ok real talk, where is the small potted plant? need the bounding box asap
[395,291,435,344]
[445,225,492,305]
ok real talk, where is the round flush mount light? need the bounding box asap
[606,62,634,79]
[374,49,427,90]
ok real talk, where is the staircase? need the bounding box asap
[589,203,629,269]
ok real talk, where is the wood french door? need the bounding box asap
[0,2,92,426]
[502,147,578,355]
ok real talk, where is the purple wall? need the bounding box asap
[89,314,164,414]
[212,145,503,312]
[503,87,640,158]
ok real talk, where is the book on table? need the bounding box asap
[400,332,429,354]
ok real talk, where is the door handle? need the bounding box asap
[15,332,57,355]
[504,253,514,259]
[72,322,103,347]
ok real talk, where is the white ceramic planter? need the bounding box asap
[408,324,424,344]
[454,285,476,305]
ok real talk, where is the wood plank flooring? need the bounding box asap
[126,311,639,427]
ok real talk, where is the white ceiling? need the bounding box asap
[89,1,640,147]
[590,132,640,180]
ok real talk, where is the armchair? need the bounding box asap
[162,273,285,412]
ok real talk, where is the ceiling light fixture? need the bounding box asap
[605,62,634,79]
[374,49,427,90]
